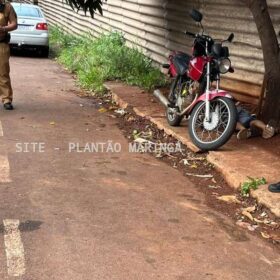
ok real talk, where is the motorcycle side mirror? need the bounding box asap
[228,33,234,43]
[190,9,203,22]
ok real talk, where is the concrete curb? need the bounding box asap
[105,82,280,217]
[109,90,200,152]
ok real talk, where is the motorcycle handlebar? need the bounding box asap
[185,31,213,43]
[185,31,196,37]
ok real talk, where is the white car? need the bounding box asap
[10,3,49,57]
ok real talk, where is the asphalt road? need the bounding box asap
[0,56,278,279]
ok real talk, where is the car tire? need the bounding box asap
[39,46,49,58]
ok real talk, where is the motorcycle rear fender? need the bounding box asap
[188,90,234,114]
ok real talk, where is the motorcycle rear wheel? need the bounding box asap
[167,107,183,126]
[188,97,237,151]
[166,77,183,126]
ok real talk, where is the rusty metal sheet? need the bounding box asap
[38,0,280,103]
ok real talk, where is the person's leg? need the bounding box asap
[250,120,275,139]
[236,107,253,140]
[236,122,251,140]
[236,122,245,131]
[0,43,13,109]
[250,119,266,130]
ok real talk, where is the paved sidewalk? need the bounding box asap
[105,81,280,217]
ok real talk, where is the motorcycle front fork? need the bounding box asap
[204,62,221,122]
[205,61,211,122]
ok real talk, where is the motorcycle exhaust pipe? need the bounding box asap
[153,89,170,108]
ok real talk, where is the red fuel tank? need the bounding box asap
[188,57,207,81]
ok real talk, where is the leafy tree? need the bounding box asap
[244,0,280,126]
[66,0,280,126]
[64,0,105,18]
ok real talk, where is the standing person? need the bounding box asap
[0,0,17,110]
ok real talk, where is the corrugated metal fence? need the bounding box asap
[19,0,280,103]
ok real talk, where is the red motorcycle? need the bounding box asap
[154,9,237,151]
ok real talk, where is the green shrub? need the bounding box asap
[49,27,166,93]
[241,177,267,196]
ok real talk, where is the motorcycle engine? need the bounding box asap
[176,80,200,110]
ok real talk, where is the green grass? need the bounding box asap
[49,26,166,94]
[241,177,267,197]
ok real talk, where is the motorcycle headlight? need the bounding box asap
[218,58,231,74]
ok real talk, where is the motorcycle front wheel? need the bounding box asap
[188,97,237,151]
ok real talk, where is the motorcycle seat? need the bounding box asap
[173,53,191,75]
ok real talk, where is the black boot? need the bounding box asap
[4,102,14,110]
[268,182,280,193]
